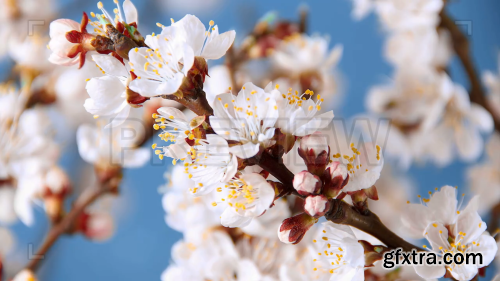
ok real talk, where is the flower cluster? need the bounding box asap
[354,0,493,168]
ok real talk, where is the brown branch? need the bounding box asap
[439,11,500,132]
[325,200,423,251]
[256,150,420,251]
[161,89,214,117]
[24,183,114,272]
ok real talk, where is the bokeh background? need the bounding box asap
[1,0,500,280]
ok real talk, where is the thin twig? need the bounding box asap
[439,11,500,132]
[440,11,500,232]
[24,183,114,272]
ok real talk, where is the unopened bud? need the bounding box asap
[293,170,322,196]
[277,212,316,244]
[322,161,349,199]
[12,269,37,281]
[44,167,71,195]
[298,132,330,175]
[304,195,330,217]
[79,212,115,241]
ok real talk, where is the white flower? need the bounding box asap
[210,82,279,159]
[401,185,480,240]
[84,54,136,128]
[270,83,334,137]
[161,165,220,233]
[76,122,150,168]
[424,83,493,165]
[467,133,500,214]
[9,34,51,70]
[127,40,189,97]
[367,69,453,132]
[415,209,497,280]
[220,172,275,228]
[271,36,343,111]
[161,230,239,281]
[128,14,235,97]
[374,0,444,32]
[331,142,384,193]
[153,107,201,160]
[54,61,103,126]
[240,198,291,238]
[384,28,452,70]
[185,134,238,196]
[272,34,343,76]
[163,14,236,61]
[303,222,365,280]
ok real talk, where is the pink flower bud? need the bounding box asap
[298,132,330,175]
[322,161,349,198]
[44,166,71,196]
[293,170,322,196]
[80,212,115,242]
[277,213,316,244]
[304,195,330,217]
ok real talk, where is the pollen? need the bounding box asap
[152,143,157,149]
[209,20,214,26]
[97,2,103,9]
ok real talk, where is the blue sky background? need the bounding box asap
[2,0,500,280]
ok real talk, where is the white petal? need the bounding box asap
[157,107,188,122]
[92,54,128,77]
[123,0,138,24]
[401,204,432,238]
[228,142,260,159]
[122,147,150,168]
[220,208,252,228]
[472,233,497,267]
[455,126,482,162]
[469,104,494,132]
[427,185,457,226]
[76,124,100,164]
[414,264,446,279]
[104,102,131,129]
[202,30,236,60]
